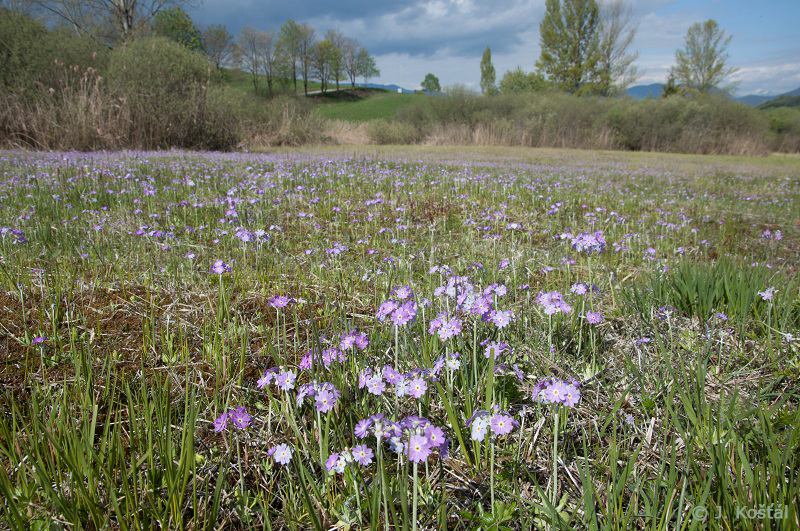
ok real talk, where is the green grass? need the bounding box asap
[314,89,421,122]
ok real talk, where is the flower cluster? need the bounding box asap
[296,381,341,412]
[214,406,252,432]
[536,291,573,315]
[570,231,606,254]
[257,368,297,391]
[354,414,449,463]
[325,444,374,473]
[358,365,437,399]
[428,313,462,340]
[210,260,232,274]
[532,378,581,407]
[268,294,294,308]
[467,408,519,441]
[376,297,418,327]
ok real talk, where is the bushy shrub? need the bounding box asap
[366,119,421,145]
[764,107,800,152]
[108,37,238,149]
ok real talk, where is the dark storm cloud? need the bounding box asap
[192,0,544,58]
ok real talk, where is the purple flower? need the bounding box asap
[210,260,232,274]
[275,370,297,391]
[366,375,386,396]
[635,337,651,347]
[437,317,462,340]
[355,419,372,439]
[229,406,252,429]
[32,336,47,344]
[758,287,776,301]
[562,384,581,407]
[214,412,229,433]
[271,443,293,465]
[490,414,514,436]
[408,377,428,399]
[269,295,292,308]
[351,444,374,466]
[407,434,432,463]
[424,425,446,448]
[315,389,336,413]
[491,310,514,328]
[586,312,604,324]
[325,452,340,473]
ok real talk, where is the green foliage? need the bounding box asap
[366,119,421,144]
[316,90,418,122]
[480,47,497,96]
[537,0,601,94]
[498,68,549,94]
[673,19,736,94]
[108,37,235,149]
[153,7,204,52]
[763,107,800,152]
[421,73,441,93]
[356,48,380,85]
[758,95,800,110]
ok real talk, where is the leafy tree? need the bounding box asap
[258,30,278,97]
[536,0,601,94]
[480,46,496,95]
[277,19,302,94]
[673,19,736,94]
[357,48,379,86]
[203,24,233,70]
[662,71,681,98]
[312,39,336,92]
[152,7,203,52]
[324,29,346,90]
[596,0,639,95]
[498,67,548,94]
[421,73,441,93]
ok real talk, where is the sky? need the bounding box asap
[189,0,800,96]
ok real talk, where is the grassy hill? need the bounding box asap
[312,88,420,122]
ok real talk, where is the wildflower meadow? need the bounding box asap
[0,148,798,529]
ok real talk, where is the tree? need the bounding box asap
[258,30,278,97]
[341,37,361,88]
[480,46,496,95]
[673,19,736,94]
[499,67,548,93]
[277,19,302,94]
[661,71,681,98]
[312,39,336,92]
[324,29,346,91]
[596,0,639,95]
[536,0,601,94]
[296,22,316,95]
[236,26,265,94]
[357,48,379,86]
[203,24,233,70]
[152,6,203,52]
[28,0,195,42]
[421,73,441,93]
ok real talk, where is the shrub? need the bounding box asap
[108,37,237,149]
[366,119,421,145]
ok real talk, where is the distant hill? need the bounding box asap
[626,83,663,99]
[363,83,414,94]
[758,95,800,110]
[625,83,800,108]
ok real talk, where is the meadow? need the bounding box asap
[0,146,798,530]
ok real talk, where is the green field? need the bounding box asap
[313,89,421,122]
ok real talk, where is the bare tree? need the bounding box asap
[311,39,335,92]
[28,0,197,42]
[258,29,277,97]
[341,36,361,89]
[203,24,233,70]
[597,0,639,95]
[297,22,315,95]
[237,26,265,94]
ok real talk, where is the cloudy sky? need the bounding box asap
[189,0,800,96]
